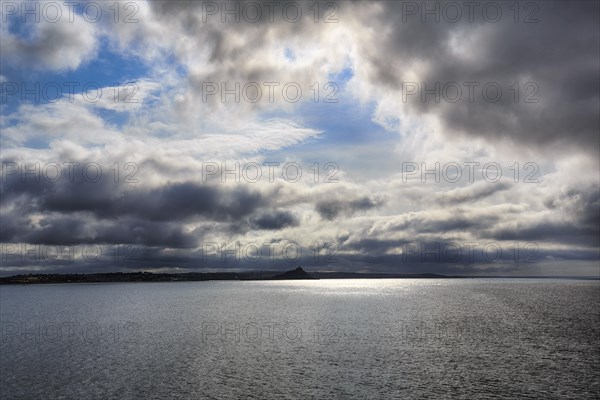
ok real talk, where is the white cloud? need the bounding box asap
[1,10,98,71]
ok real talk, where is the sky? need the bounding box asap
[0,0,599,276]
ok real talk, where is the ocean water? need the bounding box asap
[1,279,599,399]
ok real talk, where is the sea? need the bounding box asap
[1,279,599,399]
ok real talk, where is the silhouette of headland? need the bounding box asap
[271,266,317,280]
[0,269,458,284]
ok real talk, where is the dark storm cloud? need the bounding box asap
[0,209,199,248]
[249,209,298,230]
[0,211,28,243]
[2,168,266,222]
[490,221,598,247]
[93,220,198,248]
[360,1,600,151]
[1,164,272,249]
[124,183,265,222]
[488,186,600,247]
[148,0,315,27]
[315,202,338,220]
[316,196,380,220]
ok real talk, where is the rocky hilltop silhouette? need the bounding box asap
[271,267,317,280]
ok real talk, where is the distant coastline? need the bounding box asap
[1,269,597,285]
[0,267,449,284]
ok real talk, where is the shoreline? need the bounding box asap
[1,271,598,285]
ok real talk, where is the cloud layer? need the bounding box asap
[1,1,598,276]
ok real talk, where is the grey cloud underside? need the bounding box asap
[249,209,298,230]
[316,197,380,220]
[2,173,597,268]
[150,0,599,151]
[489,222,599,247]
[2,174,265,222]
[488,187,600,246]
[1,169,270,247]
[2,1,598,150]
[359,1,600,151]
[1,1,598,275]
[1,213,197,248]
